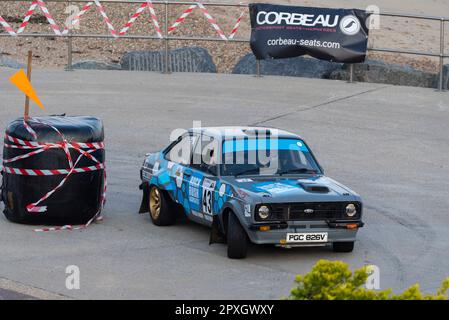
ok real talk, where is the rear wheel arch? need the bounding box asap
[152,183,185,217]
[148,185,177,226]
[148,182,176,200]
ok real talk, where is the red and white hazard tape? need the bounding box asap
[2,163,104,176]
[62,1,94,35]
[34,211,104,232]
[37,0,61,35]
[228,8,246,39]
[1,1,246,40]
[168,4,196,34]
[2,117,107,231]
[169,2,246,39]
[93,0,117,37]
[197,3,227,40]
[40,0,61,35]
[119,2,147,36]
[0,15,16,36]
[23,118,38,140]
[17,1,38,34]
[119,0,162,38]
[16,0,62,35]
[4,132,104,150]
[146,0,162,38]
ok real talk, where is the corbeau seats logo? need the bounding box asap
[339,15,362,35]
[256,11,340,28]
[255,10,362,36]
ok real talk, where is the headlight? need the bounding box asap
[346,204,357,217]
[258,205,270,220]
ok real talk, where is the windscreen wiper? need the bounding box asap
[234,168,260,177]
[278,168,318,175]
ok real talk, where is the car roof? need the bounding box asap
[187,126,302,140]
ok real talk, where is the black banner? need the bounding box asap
[249,3,370,63]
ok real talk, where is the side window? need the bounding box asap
[192,134,219,176]
[164,134,196,165]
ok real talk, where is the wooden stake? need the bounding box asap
[24,50,32,121]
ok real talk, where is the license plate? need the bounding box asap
[286,232,328,243]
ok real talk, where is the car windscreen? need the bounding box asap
[220,138,321,176]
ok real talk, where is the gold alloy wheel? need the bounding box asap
[149,187,161,220]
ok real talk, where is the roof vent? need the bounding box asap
[242,129,272,137]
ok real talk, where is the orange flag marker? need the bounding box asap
[9,69,45,110]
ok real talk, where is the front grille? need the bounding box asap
[256,202,361,221]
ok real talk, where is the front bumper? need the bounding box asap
[245,220,363,245]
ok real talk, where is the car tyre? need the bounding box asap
[148,186,176,226]
[3,208,20,223]
[227,213,248,259]
[333,241,354,253]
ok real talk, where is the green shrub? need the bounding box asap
[288,260,449,300]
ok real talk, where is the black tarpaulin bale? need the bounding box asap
[1,116,105,225]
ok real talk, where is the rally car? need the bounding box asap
[139,127,363,259]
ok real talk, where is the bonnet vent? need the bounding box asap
[297,182,330,193]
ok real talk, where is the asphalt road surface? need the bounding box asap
[0,69,448,299]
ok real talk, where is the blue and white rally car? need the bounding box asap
[139,127,363,259]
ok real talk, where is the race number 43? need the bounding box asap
[202,179,216,215]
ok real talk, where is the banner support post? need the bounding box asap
[255,59,262,78]
[348,64,354,83]
[437,18,445,92]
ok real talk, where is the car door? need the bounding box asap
[186,134,219,225]
[163,133,198,213]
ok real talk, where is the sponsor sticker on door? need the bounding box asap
[286,232,328,243]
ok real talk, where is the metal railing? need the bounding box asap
[0,0,447,90]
